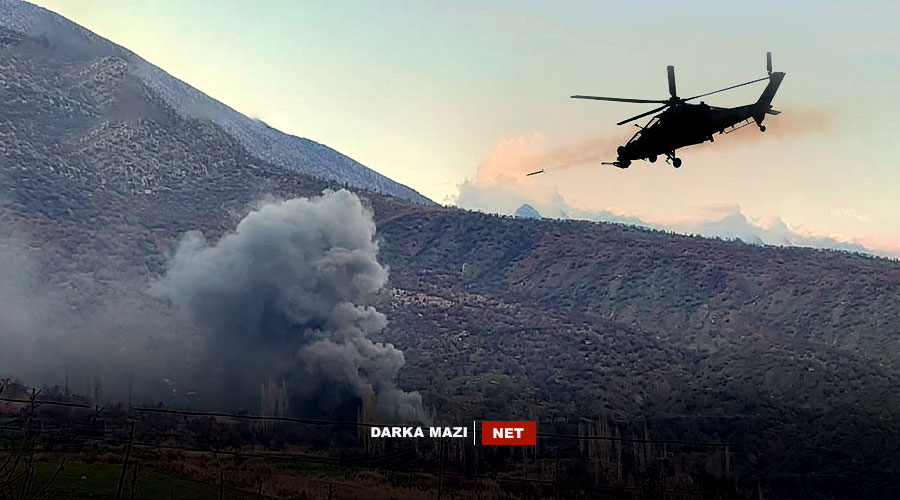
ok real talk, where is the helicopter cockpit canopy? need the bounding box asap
[625,115,661,145]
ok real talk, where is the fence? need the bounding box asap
[0,386,747,500]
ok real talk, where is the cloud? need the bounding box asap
[648,204,874,254]
[583,200,891,257]
[455,133,898,259]
[456,132,621,219]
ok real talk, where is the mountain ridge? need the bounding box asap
[0,0,432,204]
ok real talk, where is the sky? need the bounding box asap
[31,0,900,256]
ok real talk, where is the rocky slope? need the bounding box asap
[0,0,431,204]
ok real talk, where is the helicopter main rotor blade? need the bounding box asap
[571,95,667,104]
[683,76,770,102]
[667,65,677,99]
[616,103,669,126]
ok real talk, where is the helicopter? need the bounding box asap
[569,52,785,169]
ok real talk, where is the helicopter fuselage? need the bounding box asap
[616,103,751,161]
[614,71,785,168]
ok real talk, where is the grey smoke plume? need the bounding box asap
[0,233,194,406]
[152,189,424,422]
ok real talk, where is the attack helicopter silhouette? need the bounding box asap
[564,52,785,170]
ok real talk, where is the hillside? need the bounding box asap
[0,0,431,204]
[1,1,900,498]
[372,205,900,496]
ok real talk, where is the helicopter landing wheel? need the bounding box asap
[672,158,682,169]
[648,155,657,163]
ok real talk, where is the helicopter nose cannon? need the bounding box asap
[614,145,633,168]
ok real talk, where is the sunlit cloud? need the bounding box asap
[455,133,900,259]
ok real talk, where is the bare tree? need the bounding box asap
[0,387,65,500]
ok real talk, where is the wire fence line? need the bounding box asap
[0,427,714,499]
[0,396,736,449]
[0,391,740,499]
[0,424,405,467]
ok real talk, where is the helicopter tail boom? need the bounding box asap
[753,71,785,125]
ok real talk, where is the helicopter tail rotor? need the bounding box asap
[667,65,677,100]
[752,70,786,126]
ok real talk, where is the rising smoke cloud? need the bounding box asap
[151,189,424,422]
[0,190,424,423]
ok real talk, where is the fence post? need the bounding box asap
[554,444,560,500]
[437,438,444,500]
[114,421,135,500]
